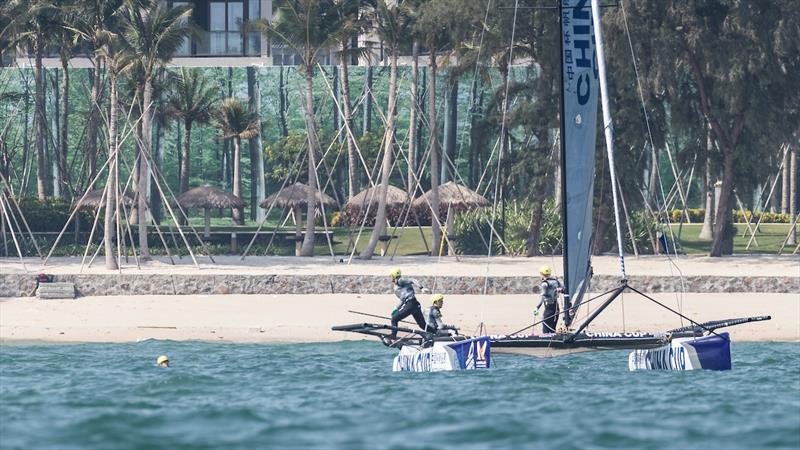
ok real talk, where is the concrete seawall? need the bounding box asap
[1,273,796,297]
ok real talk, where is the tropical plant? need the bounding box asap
[166,68,219,195]
[214,98,259,225]
[118,0,192,259]
[258,0,346,256]
[360,0,413,258]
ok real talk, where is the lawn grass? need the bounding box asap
[162,219,798,256]
[668,223,798,255]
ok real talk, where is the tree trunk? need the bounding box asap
[300,70,318,256]
[51,72,60,198]
[152,121,164,224]
[247,67,265,222]
[781,147,789,214]
[699,154,714,240]
[710,152,735,256]
[408,40,419,196]
[104,71,118,270]
[788,146,797,245]
[340,41,356,200]
[428,51,441,256]
[442,78,458,183]
[87,59,101,184]
[363,64,373,134]
[279,67,289,137]
[527,200,544,257]
[33,39,47,201]
[361,50,398,259]
[180,121,192,194]
[138,77,153,259]
[59,57,70,199]
[232,137,243,225]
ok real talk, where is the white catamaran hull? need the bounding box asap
[392,336,491,372]
[628,332,731,371]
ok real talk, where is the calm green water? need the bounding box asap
[1,341,798,450]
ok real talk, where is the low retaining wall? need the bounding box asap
[1,273,796,297]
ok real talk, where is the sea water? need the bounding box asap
[0,341,798,450]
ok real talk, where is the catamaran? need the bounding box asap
[334,0,770,371]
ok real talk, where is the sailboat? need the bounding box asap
[333,0,770,371]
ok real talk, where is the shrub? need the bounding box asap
[14,197,91,232]
[452,200,562,256]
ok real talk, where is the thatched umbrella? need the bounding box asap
[260,182,336,255]
[175,185,245,238]
[413,181,491,254]
[342,185,410,226]
[76,189,135,211]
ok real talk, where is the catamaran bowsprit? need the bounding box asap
[333,0,771,371]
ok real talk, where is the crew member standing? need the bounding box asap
[424,294,457,336]
[387,268,429,341]
[534,266,564,334]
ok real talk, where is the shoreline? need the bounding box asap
[2,255,798,297]
[2,293,797,344]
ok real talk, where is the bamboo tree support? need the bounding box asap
[359,74,502,257]
[42,144,118,265]
[615,173,639,257]
[746,144,790,250]
[79,181,107,272]
[735,192,759,247]
[777,213,800,255]
[143,151,205,266]
[0,172,43,258]
[241,148,306,259]
[0,193,27,272]
[116,150,174,264]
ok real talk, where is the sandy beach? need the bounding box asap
[1,292,797,343]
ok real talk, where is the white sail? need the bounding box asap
[560,0,599,326]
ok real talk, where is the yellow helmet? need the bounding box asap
[539,265,552,277]
[389,267,402,278]
[156,355,169,365]
[431,293,444,304]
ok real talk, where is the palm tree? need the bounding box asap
[215,98,258,225]
[260,0,345,256]
[415,1,451,256]
[119,0,191,259]
[167,68,219,195]
[360,0,413,258]
[6,0,61,200]
[333,0,371,201]
[68,0,123,184]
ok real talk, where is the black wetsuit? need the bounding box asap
[389,278,427,339]
[537,277,564,334]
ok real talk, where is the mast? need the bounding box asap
[557,0,570,317]
[590,0,626,279]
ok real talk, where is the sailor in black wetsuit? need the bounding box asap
[534,265,564,334]
[387,268,429,341]
[424,294,458,337]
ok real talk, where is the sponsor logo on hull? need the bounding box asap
[392,337,491,372]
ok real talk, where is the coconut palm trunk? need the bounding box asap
[408,40,418,196]
[33,38,47,201]
[137,76,153,259]
[59,53,70,198]
[428,50,441,256]
[87,58,101,182]
[300,69,319,256]
[180,120,192,194]
[361,48,398,258]
[104,70,119,270]
[232,136,243,224]
[340,41,357,200]
[789,147,797,246]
